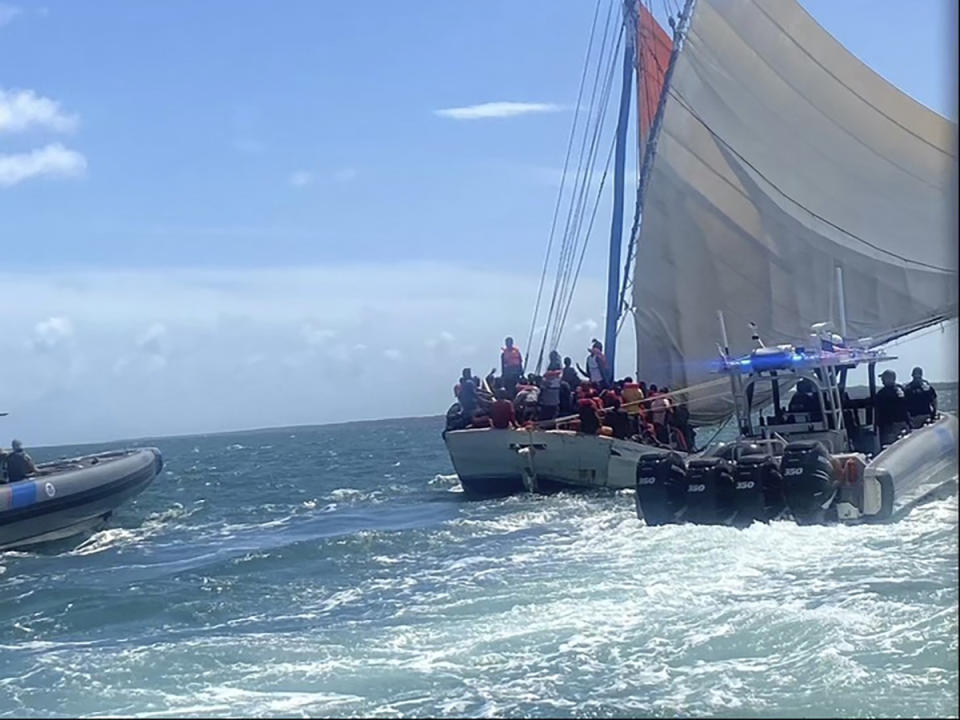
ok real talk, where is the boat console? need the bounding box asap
[715,340,893,457]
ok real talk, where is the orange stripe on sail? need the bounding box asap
[636,4,673,155]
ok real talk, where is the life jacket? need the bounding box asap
[621,383,644,416]
[502,346,523,369]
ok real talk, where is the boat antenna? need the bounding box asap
[602,0,638,377]
[717,309,730,356]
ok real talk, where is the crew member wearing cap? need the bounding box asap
[4,439,37,484]
[905,366,938,427]
[874,369,911,445]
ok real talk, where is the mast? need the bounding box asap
[603,0,637,376]
[617,0,697,372]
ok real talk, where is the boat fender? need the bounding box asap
[864,469,895,522]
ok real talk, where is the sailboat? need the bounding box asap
[443,0,958,510]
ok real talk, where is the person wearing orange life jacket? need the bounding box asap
[500,336,524,396]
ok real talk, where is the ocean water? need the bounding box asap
[1,415,957,718]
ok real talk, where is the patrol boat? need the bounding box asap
[634,336,957,526]
[1,447,163,550]
[444,0,957,496]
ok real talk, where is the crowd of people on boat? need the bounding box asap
[445,334,943,453]
[445,337,696,451]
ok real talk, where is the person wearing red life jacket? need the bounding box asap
[490,390,517,429]
[577,396,602,435]
[500,336,524,396]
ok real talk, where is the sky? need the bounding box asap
[0,0,957,446]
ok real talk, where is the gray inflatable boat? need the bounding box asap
[0,447,162,550]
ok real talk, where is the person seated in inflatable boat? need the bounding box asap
[2,439,37,484]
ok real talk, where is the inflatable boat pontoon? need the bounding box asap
[0,447,162,550]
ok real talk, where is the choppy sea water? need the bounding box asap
[1,413,957,718]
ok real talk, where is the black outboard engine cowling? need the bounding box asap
[685,457,736,525]
[635,452,687,525]
[781,441,837,524]
[731,454,784,526]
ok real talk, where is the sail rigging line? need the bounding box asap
[617,0,697,329]
[525,0,607,366]
[683,25,950,193]
[534,7,626,369]
[533,0,622,372]
[868,313,958,349]
[746,0,956,159]
[554,133,619,348]
[532,375,731,428]
[550,11,623,344]
[551,22,625,351]
[697,412,734,451]
[664,86,957,273]
[632,113,948,327]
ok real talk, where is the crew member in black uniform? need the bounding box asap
[904,366,938,427]
[875,369,911,445]
[787,378,822,421]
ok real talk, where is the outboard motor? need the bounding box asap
[635,452,687,525]
[685,457,736,525]
[781,441,838,524]
[731,454,784,526]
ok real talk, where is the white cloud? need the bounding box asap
[0,3,20,26]
[0,88,77,133]
[333,167,358,183]
[572,318,599,333]
[136,322,167,352]
[434,102,566,120]
[300,323,335,346]
[0,263,611,444]
[0,143,86,186]
[31,316,73,352]
[288,170,313,187]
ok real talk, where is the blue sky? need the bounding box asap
[0,0,956,445]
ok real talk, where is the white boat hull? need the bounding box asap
[443,427,673,494]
